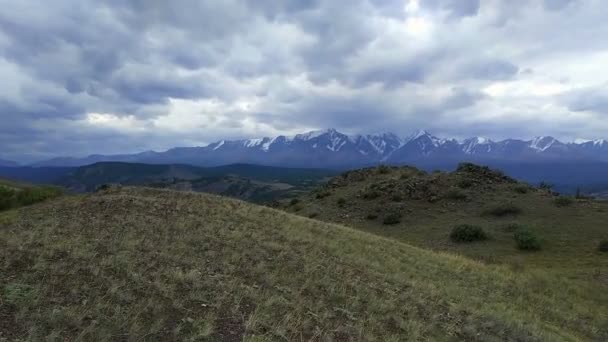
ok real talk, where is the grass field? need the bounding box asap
[285,165,608,286]
[1,186,607,340]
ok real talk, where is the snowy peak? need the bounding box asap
[462,137,494,154]
[529,136,559,152]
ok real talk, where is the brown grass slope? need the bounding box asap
[284,164,608,280]
[1,187,607,341]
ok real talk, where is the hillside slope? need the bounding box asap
[284,164,608,281]
[1,187,606,340]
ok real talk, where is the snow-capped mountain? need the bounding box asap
[32,129,608,168]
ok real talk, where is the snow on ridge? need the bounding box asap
[530,136,557,152]
[212,140,225,150]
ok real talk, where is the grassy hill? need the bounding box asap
[0,187,607,340]
[284,164,608,282]
[0,178,63,213]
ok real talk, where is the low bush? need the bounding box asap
[457,179,474,189]
[513,184,530,194]
[16,186,63,206]
[308,212,319,219]
[554,196,574,207]
[483,204,522,217]
[0,185,62,211]
[382,213,401,225]
[599,240,608,253]
[289,198,300,206]
[366,213,378,220]
[337,198,346,207]
[503,223,524,232]
[377,165,391,174]
[514,229,541,251]
[0,186,16,211]
[362,189,381,200]
[390,194,403,202]
[450,224,488,243]
[445,189,468,201]
[315,191,331,199]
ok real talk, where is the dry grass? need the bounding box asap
[1,187,606,340]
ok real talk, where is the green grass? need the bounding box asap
[2,187,607,340]
[285,165,608,283]
[0,181,63,211]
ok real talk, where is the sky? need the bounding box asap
[1,0,608,162]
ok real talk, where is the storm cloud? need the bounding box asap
[1,0,607,162]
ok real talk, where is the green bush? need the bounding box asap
[337,198,346,207]
[513,184,529,194]
[514,229,541,251]
[445,189,468,201]
[554,196,574,207]
[289,198,300,206]
[539,181,553,191]
[484,204,522,217]
[308,212,319,219]
[315,191,331,199]
[457,179,474,189]
[0,185,61,211]
[0,186,16,211]
[382,213,401,225]
[16,186,63,206]
[599,240,608,252]
[377,165,391,174]
[503,223,524,232]
[366,213,378,220]
[362,189,381,200]
[450,224,488,243]
[390,194,403,202]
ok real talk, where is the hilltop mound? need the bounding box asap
[1,187,606,340]
[285,164,608,278]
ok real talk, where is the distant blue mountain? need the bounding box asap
[0,158,18,167]
[32,129,608,169]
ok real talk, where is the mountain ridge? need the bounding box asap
[31,128,608,168]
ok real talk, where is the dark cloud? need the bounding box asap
[0,0,607,161]
[565,85,608,114]
[422,0,481,18]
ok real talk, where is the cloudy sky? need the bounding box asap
[1,0,608,161]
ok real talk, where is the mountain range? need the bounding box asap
[30,129,608,169]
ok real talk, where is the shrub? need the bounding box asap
[0,186,16,211]
[503,223,524,232]
[377,165,391,174]
[445,189,468,201]
[289,198,300,206]
[554,196,574,207]
[599,240,608,253]
[366,213,378,220]
[457,179,474,189]
[513,184,529,194]
[390,194,403,202]
[514,229,541,251]
[450,224,488,243]
[337,198,346,207]
[362,189,381,200]
[315,191,331,199]
[483,204,522,217]
[308,212,319,219]
[539,181,553,191]
[382,213,401,225]
[16,186,62,206]
[96,184,112,192]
